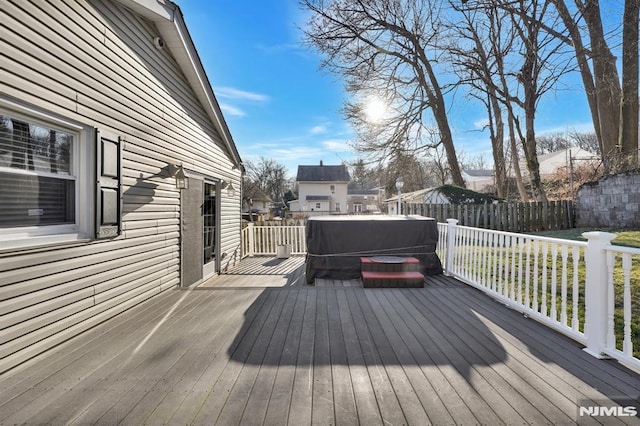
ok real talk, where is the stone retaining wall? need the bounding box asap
[577,172,640,229]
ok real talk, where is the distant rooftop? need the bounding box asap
[296,161,351,182]
[463,169,494,177]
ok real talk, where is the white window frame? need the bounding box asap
[0,98,93,250]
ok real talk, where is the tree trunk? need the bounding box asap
[523,99,547,201]
[582,0,621,168]
[488,91,506,198]
[551,0,604,161]
[619,0,640,161]
[417,44,465,187]
[490,90,507,198]
[507,110,529,201]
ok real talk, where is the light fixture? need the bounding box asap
[166,163,188,190]
[226,182,236,197]
[220,180,236,197]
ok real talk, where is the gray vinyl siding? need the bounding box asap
[0,0,242,373]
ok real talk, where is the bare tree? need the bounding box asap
[536,132,571,154]
[244,157,288,205]
[494,0,638,172]
[301,0,466,186]
[568,130,599,153]
[448,4,513,197]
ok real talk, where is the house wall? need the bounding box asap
[295,182,348,214]
[347,194,380,213]
[0,0,241,373]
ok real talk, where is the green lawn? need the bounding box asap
[530,228,640,248]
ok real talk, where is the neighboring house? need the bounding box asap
[347,188,381,214]
[462,169,494,192]
[289,161,350,216]
[521,148,599,177]
[243,186,272,221]
[385,187,451,214]
[0,0,243,373]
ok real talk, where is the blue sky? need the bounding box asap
[176,0,596,178]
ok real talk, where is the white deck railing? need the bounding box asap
[242,223,306,257]
[241,220,639,373]
[441,219,639,374]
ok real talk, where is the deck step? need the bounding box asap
[361,270,425,288]
[360,256,420,272]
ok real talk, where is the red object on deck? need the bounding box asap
[361,271,425,280]
[360,256,425,288]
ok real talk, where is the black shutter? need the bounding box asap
[95,129,122,239]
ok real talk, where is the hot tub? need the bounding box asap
[305,215,443,283]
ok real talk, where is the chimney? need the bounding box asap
[320,160,323,166]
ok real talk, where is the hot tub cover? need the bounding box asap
[305,215,443,282]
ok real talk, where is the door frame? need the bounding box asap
[179,171,223,287]
[202,177,221,280]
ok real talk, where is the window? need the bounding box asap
[330,185,335,193]
[354,203,362,213]
[0,101,94,249]
[335,202,341,212]
[315,202,321,209]
[0,115,75,227]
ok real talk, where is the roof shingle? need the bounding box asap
[296,164,350,182]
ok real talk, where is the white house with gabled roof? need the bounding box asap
[289,161,350,216]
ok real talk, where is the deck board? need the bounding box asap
[2,260,639,425]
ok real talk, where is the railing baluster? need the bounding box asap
[491,232,498,292]
[497,234,504,295]
[517,237,524,305]
[606,251,616,350]
[525,241,531,310]
[510,235,517,300]
[561,245,568,327]
[533,240,539,313]
[551,243,558,321]
[572,246,580,332]
[481,230,489,288]
[622,253,633,356]
[541,242,548,317]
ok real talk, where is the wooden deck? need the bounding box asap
[1,256,639,425]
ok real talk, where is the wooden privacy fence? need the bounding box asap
[405,200,575,232]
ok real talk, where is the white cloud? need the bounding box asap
[310,125,327,134]
[216,87,269,102]
[538,122,595,135]
[473,118,490,130]
[322,139,351,152]
[271,146,327,161]
[219,103,245,117]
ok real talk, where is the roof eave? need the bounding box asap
[113,0,244,172]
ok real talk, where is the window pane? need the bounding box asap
[0,115,72,175]
[0,172,75,227]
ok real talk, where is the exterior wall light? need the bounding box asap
[166,164,188,190]
[220,180,236,197]
[226,182,236,197]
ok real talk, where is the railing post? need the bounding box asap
[247,222,255,257]
[582,231,616,358]
[445,218,458,276]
